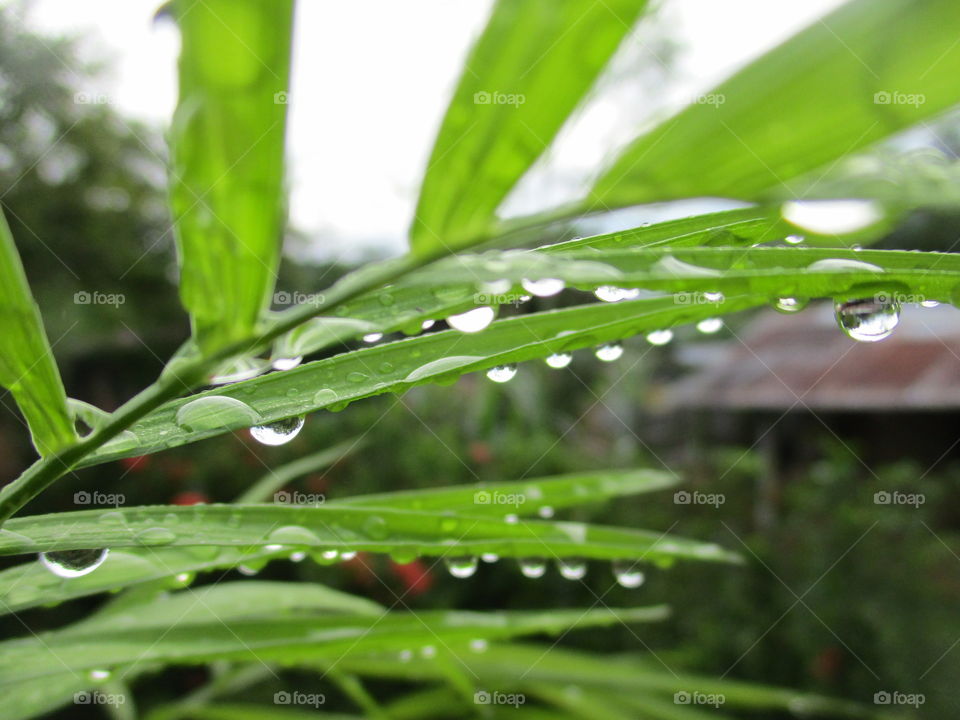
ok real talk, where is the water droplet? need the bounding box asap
[271,356,302,371]
[209,357,269,385]
[175,396,260,433]
[249,416,305,446]
[362,332,383,343]
[39,548,109,578]
[696,318,723,334]
[594,342,623,362]
[238,564,259,576]
[545,352,572,369]
[612,559,645,588]
[399,649,413,662]
[504,514,519,524]
[340,550,358,561]
[379,293,395,306]
[486,365,517,383]
[921,300,940,308]
[420,645,437,659]
[774,297,807,314]
[102,430,139,454]
[444,555,479,579]
[136,527,176,546]
[347,371,367,383]
[481,278,512,294]
[782,200,883,234]
[469,638,489,653]
[88,669,111,682]
[421,319,435,330]
[521,278,565,297]
[835,297,900,342]
[363,515,389,540]
[537,505,554,519]
[557,558,587,581]
[446,307,495,333]
[703,291,724,303]
[785,234,805,245]
[268,525,320,546]
[480,553,500,563]
[594,286,639,302]
[807,257,883,273]
[645,329,673,346]
[518,557,547,578]
[313,388,339,406]
[290,551,307,562]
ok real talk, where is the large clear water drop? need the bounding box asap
[612,559,645,588]
[595,342,623,362]
[39,548,109,578]
[696,317,723,334]
[774,297,807,314]
[447,307,495,333]
[175,396,260,433]
[557,558,587,581]
[518,557,547,578]
[545,352,573,369]
[486,365,517,383]
[521,278,565,297]
[645,329,673,346]
[249,416,305,445]
[835,297,900,342]
[444,555,479,579]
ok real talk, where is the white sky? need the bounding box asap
[12,0,845,258]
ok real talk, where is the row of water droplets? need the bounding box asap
[443,554,645,588]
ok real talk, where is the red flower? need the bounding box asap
[120,455,150,472]
[390,559,434,596]
[171,490,208,505]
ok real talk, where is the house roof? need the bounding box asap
[664,302,960,411]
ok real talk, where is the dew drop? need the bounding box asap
[362,332,383,344]
[174,572,194,586]
[88,669,111,682]
[518,557,547,578]
[39,548,109,578]
[271,356,302,371]
[469,638,489,653]
[785,234,805,245]
[537,505,554,519]
[835,297,900,342]
[237,565,259,576]
[313,388,339,407]
[774,297,807,314]
[175,396,260,433]
[645,329,673,346]
[446,307,495,333]
[545,352,572,369]
[421,319,435,330]
[249,416,305,446]
[319,549,340,562]
[444,555,479,579]
[290,551,307,562]
[420,645,437,659]
[696,317,723,334]
[481,278,512,294]
[504,514,519,525]
[486,364,517,383]
[481,552,500,563]
[521,278,565,297]
[594,286,639,302]
[340,550,358,561]
[399,649,413,662]
[136,527,176,546]
[703,291,724,303]
[612,559,645,588]
[557,558,587,581]
[347,371,367,384]
[209,357,269,385]
[595,342,623,362]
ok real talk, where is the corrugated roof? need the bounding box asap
[664,303,960,411]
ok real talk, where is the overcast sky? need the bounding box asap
[12,0,845,257]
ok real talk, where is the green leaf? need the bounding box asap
[82,294,764,465]
[410,0,649,254]
[591,0,960,208]
[169,0,294,352]
[0,207,76,455]
[336,469,678,516]
[0,606,669,685]
[236,438,363,503]
[0,504,740,565]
